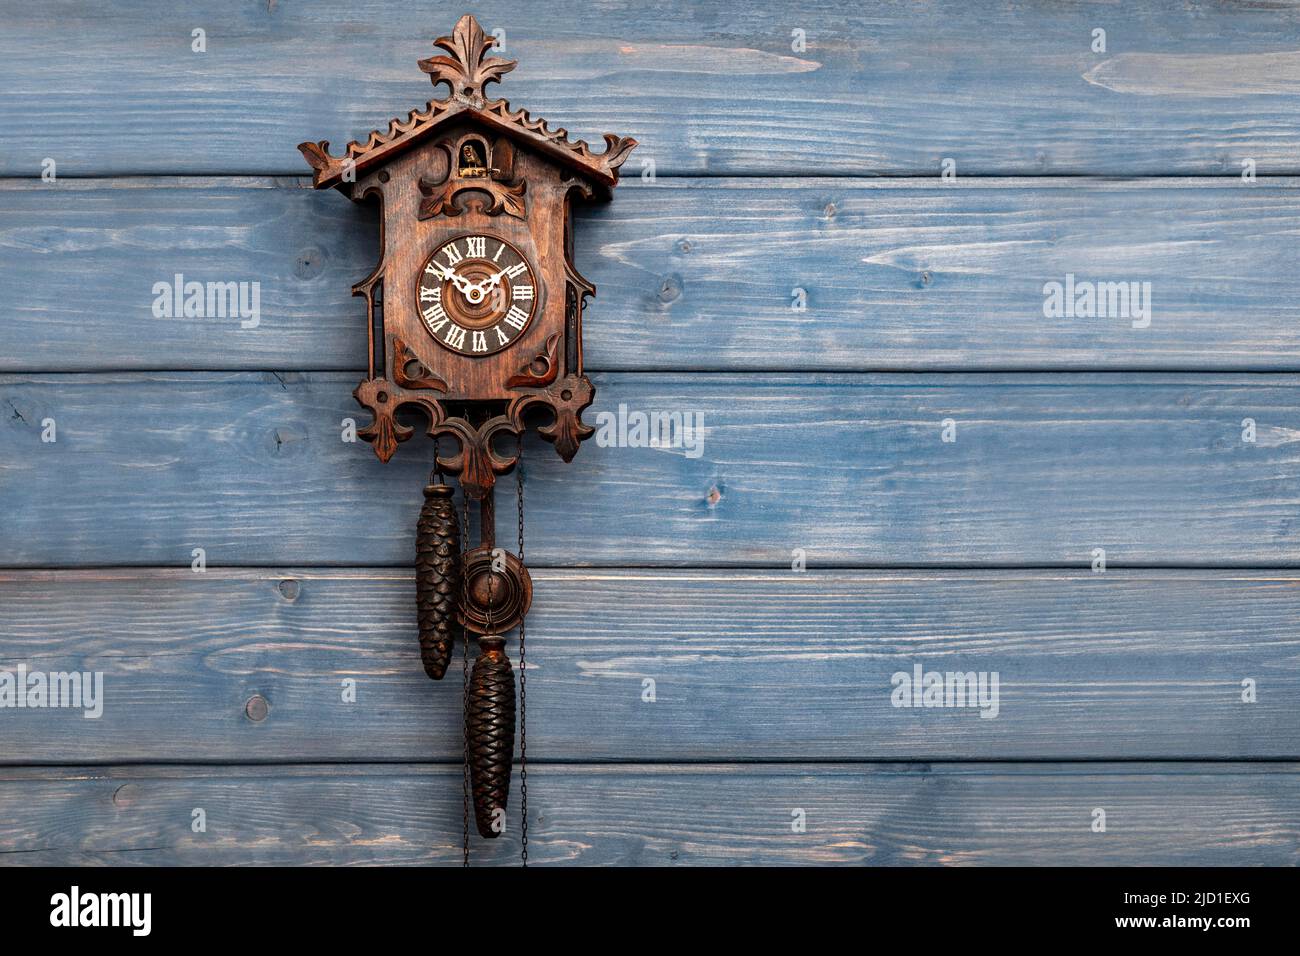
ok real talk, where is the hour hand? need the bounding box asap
[431,263,474,295]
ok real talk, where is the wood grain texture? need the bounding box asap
[5,1,1300,176]
[1,762,1295,866]
[3,372,1299,567]
[3,0,1298,870]
[7,176,1300,372]
[1,568,1296,763]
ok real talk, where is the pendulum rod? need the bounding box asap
[480,486,495,549]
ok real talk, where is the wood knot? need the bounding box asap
[294,246,324,280]
[657,274,682,304]
[269,424,308,456]
[244,694,270,722]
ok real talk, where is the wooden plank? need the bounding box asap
[2,372,1299,567]
[1,762,1295,866]
[8,176,1300,372]
[6,2,1300,176]
[1,568,1296,763]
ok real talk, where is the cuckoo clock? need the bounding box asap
[299,14,636,861]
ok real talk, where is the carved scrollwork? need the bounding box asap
[352,372,596,492]
[298,140,334,175]
[505,332,560,388]
[429,413,524,499]
[598,133,639,173]
[418,171,527,220]
[508,373,595,463]
[535,375,596,462]
[417,14,515,98]
[296,15,636,191]
[392,337,449,392]
[353,377,445,463]
[354,377,412,463]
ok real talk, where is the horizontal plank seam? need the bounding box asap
[7,172,1300,184]
[9,562,1300,572]
[8,564,1300,574]
[1,757,1298,770]
[10,368,1300,378]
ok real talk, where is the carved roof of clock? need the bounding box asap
[297,14,637,195]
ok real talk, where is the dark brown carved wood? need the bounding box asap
[415,483,461,680]
[505,332,562,389]
[393,337,449,392]
[460,544,532,636]
[300,12,634,499]
[299,13,634,849]
[467,635,516,837]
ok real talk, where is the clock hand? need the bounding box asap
[433,263,477,298]
[466,271,505,297]
[472,269,510,297]
[458,270,512,307]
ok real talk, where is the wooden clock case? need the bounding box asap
[299,14,637,499]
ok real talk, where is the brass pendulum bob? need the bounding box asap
[415,482,462,681]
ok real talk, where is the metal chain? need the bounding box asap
[461,486,471,867]
[516,432,528,866]
[484,495,495,835]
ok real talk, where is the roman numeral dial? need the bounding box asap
[415,235,538,357]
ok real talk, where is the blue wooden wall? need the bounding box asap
[2,0,1299,865]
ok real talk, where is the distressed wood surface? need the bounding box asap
[5,1,1300,177]
[0,568,1295,763]
[3,0,1299,869]
[1,762,1295,866]
[3,372,1299,567]
[7,176,1300,372]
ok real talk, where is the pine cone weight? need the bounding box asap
[415,483,461,680]
[468,636,516,838]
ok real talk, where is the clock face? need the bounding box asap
[416,235,538,356]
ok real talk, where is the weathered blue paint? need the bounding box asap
[1,372,1297,567]
[5,177,1300,373]
[0,568,1296,763]
[4,1,1300,176]
[2,763,1296,866]
[0,0,1296,866]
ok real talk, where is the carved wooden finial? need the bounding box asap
[300,12,634,192]
[418,14,515,98]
